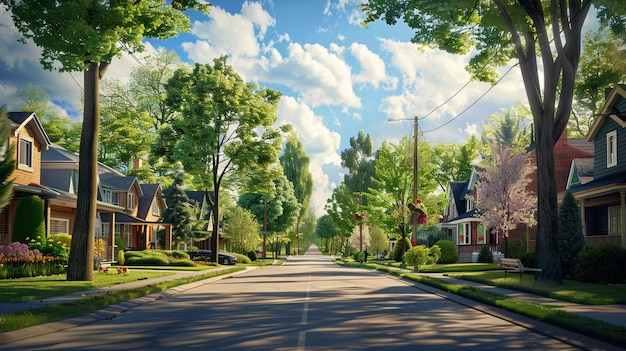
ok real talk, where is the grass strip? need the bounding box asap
[0,266,244,333]
[339,260,626,348]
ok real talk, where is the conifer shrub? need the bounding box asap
[117,250,125,266]
[433,240,459,263]
[477,245,493,263]
[12,195,45,244]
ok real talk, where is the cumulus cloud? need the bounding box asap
[349,42,396,89]
[277,96,341,216]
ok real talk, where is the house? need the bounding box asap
[41,144,173,259]
[0,112,53,245]
[185,190,219,250]
[439,127,593,262]
[1,111,172,261]
[570,85,626,249]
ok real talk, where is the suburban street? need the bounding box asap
[3,247,596,350]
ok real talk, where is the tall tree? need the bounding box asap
[222,205,261,254]
[1,0,209,281]
[476,145,536,257]
[431,137,480,191]
[325,183,360,255]
[0,107,14,214]
[279,133,313,227]
[570,26,626,138]
[481,106,532,153]
[315,214,338,253]
[341,130,375,203]
[160,56,284,261]
[361,1,626,284]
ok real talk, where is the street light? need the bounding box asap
[388,116,418,246]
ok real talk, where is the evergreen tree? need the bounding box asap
[558,191,586,279]
[0,108,15,214]
[161,172,193,247]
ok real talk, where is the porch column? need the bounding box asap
[109,212,116,261]
[621,191,626,248]
[165,225,172,250]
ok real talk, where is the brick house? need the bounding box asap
[440,128,593,262]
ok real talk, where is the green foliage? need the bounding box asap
[573,244,626,284]
[117,250,125,266]
[223,206,261,254]
[558,191,586,279]
[115,236,126,250]
[404,245,441,272]
[123,250,194,267]
[0,108,15,215]
[477,245,493,263]
[507,238,527,259]
[434,240,459,264]
[279,133,313,223]
[247,250,257,261]
[232,253,251,264]
[12,195,45,244]
[392,237,412,262]
[161,172,193,246]
[352,251,365,263]
[28,235,68,258]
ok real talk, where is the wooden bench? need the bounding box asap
[500,258,542,281]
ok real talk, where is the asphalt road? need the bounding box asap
[2,247,599,350]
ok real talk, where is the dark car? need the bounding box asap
[187,250,238,265]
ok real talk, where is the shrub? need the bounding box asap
[115,236,126,250]
[573,244,626,284]
[117,250,125,266]
[404,245,441,272]
[517,252,536,267]
[232,252,251,264]
[434,240,459,264]
[0,242,66,279]
[12,195,46,244]
[126,255,170,265]
[27,235,68,258]
[558,191,585,278]
[352,251,365,263]
[477,245,493,263]
[392,237,412,262]
[247,250,257,261]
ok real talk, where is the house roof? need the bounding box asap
[40,168,74,193]
[587,85,626,141]
[449,181,469,215]
[7,112,51,150]
[99,212,162,225]
[137,183,163,219]
[446,208,478,224]
[570,172,626,198]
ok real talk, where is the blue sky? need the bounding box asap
[0,1,535,215]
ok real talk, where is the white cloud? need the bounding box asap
[349,42,396,89]
[277,96,341,216]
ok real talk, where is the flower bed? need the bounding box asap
[0,242,67,279]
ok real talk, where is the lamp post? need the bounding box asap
[388,116,419,246]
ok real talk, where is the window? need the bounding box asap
[103,189,119,205]
[50,218,70,234]
[127,193,135,210]
[607,131,617,168]
[458,223,470,245]
[18,136,33,171]
[477,223,486,244]
[151,199,161,216]
[609,205,621,235]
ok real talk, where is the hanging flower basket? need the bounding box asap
[354,211,367,224]
[408,199,428,225]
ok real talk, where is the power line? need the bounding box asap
[421,62,519,133]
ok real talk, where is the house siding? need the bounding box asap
[10,124,43,186]
[593,118,626,179]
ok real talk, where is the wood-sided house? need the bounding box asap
[41,143,172,259]
[570,85,626,249]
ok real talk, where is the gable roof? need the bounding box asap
[137,183,164,219]
[587,85,626,141]
[7,112,51,150]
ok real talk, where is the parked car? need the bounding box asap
[187,250,238,265]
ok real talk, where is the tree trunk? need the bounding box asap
[207,189,219,263]
[67,62,100,281]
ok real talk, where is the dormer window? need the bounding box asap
[127,193,135,210]
[17,135,33,171]
[607,130,617,168]
[103,189,119,205]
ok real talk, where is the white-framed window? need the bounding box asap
[103,189,119,205]
[50,218,70,234]
[127,193,135,210]
[477,223,486,244]
[151,199,161,216]
[18,135,34,171]
[466,197,473,211]
[609,205,622,235]
[607,130,617,168]
[458,223,470,245]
